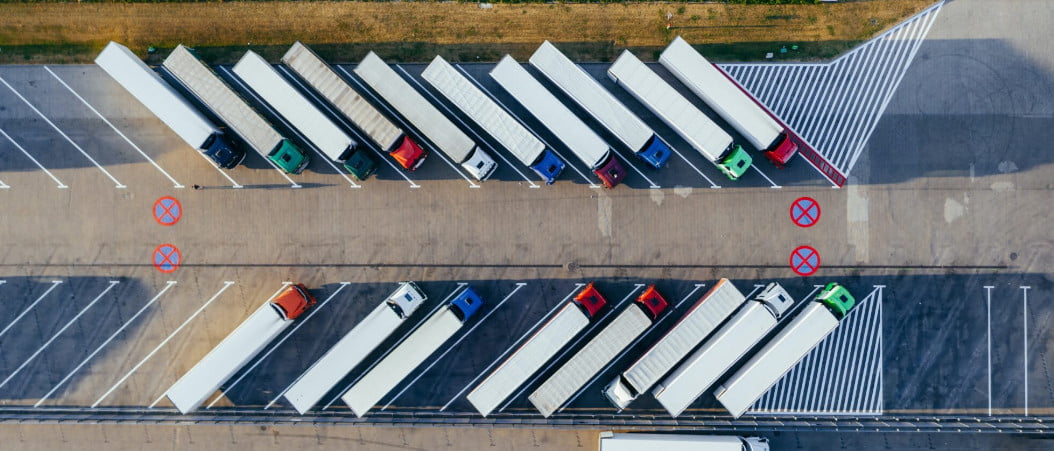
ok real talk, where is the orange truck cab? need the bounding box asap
[270,283,317,321]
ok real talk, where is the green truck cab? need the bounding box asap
[270,139,311,174]
[342,150,379,181]
[816,282,856,319]
[718,145,753,180]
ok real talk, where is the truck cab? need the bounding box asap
[270,283,317,321]
[342,149,378,181]
[718,145,752,180]
[753,282,794,318]
[594,153,627,188]
[390,134,429,171]
[450,287,484,322]
[203,132,246,169]
[816,282,856,319]
[269,139,311,174]
[385,282,428,319]
[531,149,566,185]
[764,132,798,168]
[574,283,608,317]
[638,135,673,169]
[636,285,669,319]
[462,147,498,181]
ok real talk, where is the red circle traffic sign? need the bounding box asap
[790,245,820,276]
[153,244,181,273]
[153,196,182,226]
[790,197,820,228]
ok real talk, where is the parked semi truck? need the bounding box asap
[490,55,627,188]
[281,42,428,172]
[660,37,798,168]
[421,55,565,184]
[283,282,427,414]
[603,279,747,409]
[467,283,607,417]
[653,283,794,417]
[599,432,770,451]
[607,51,752,180]
[529,285,668,417]
[353,52,497,181]
[342,287,483,417]
[529,41,672,170]
[715,283,856,418]
[162,45,309,174]
[95,41,245,169]
[232,51,377,180]
[165,284,317,414]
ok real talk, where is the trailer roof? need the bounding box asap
[282,42,404,151]
[659,37,782,151]
[422,56,545,166]
[490,55,610,168]
[232,51,353,161]
[607,51,732,162]
[529,41,653,152]
[354,52,475,163]
[163,46,282,156]
[95,42,218,149]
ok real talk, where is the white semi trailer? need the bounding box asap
[529,41,672,170]
[528,286,667,417]
[490,55,627,188]
[353,52,497,181]
[95,41,245,169]
[715,283,856,418]
[603,279,746,409]
[653,283,794,417]
[421,55,565,184]
[280,42,429,173]
[341,287,483,417]
[162,45,310,174]
[606,50,752,180]
[659,37,798,168]
[467,283,607,417]
[282,282,427,414]
[164,284,316,414]
[599,432,770,451]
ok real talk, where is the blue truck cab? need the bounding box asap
[202,132,246,169]
[637,134,673,169]
[530,149,566,184]
[450,287,484,322]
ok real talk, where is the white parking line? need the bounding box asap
[321,283,468,411]
[44,67,185,189]
[91,281,235,408]
[1022,285,1030,416]
[454,64,600,188]
[214,66,309,189]
[0,280,119,390]
[381,282,527,411]
[36,281,176,407]
[439,283,584,412]
[0,280,62,340]
[336,65,479,188]
[0,177,8,189]
[396,65,538,188]
[556,283,704,414]
[751,165,780,188]
[194,282,350,409]
[276,65,418,188]
[665,141,720,189]
[497,284,643,414]
[0,75,126,188]
[984,285,993,416]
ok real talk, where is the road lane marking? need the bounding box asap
[0,280,119,390]
[1022,285,1030,416]
[1,123,72,189]
[45,66,184,189]
[0,74,126,188]
[381,282,527,411]
[0,280,63,340]
[439,283,584,412]
[91,281,235,408]
[985,285,993,416]
[36,281,176,407]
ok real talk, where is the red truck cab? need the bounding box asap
[636,285,669,319]
[390,135,429,171]
[574,283,608,317]
[764,132,798,168]
[270,283,317,321]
